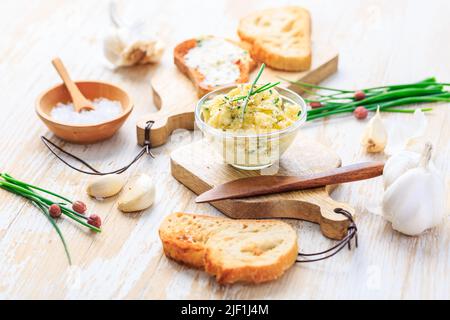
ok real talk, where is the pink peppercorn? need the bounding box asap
[354,91,366,101]
[88,215,102,228]
[72,201,87,214]
[49,204,62,218]
[310,101,323,108]
[354,106,369,120]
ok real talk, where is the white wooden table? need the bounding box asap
[0,0,448,299]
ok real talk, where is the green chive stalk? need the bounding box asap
[0,173,103,265]
[240,63,266,119]
[280,77,450,121]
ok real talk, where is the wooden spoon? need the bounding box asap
[51,57,95,113]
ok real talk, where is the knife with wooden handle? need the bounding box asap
[195,161,384,203]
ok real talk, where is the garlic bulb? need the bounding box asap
[103,26,164,67]
[383,150,421,188]
[361,107,388,153]
[87,175,126,198]
[382,143,447,236]
[118,174,155,212]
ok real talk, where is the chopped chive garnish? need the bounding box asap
[241,63,266,119]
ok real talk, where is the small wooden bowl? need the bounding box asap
[36,81,133,144]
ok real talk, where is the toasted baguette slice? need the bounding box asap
[238,6,312,71]
[174,37,256,97]
[159,212,231,269]
[159,212,298,284]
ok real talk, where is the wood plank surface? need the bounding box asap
[0,0,449,299]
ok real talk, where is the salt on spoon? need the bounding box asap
[51,57,95,113]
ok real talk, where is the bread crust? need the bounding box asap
[159,212,298,284]
[173,37,257,97]
[251,40,311,71]
[204,239,298,285]
[159,213,210,268]
[237,6,312,71]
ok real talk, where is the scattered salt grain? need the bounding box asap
[50,98,122,125]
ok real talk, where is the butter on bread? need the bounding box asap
[173,36,257,97]
[159,212,298,284]
[238,6,312,71]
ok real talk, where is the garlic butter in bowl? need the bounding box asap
[195,83,307,170]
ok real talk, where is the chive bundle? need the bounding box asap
[0,173,102,264]
[281,77,450,121]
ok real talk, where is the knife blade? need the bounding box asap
[195,161,384,203]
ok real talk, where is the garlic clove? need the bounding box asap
[383,166,446,235]
[86,175,126,199]
[120,43,147,66]
[382,143,447,236]
[103,26,164,67]
[383,150,421,188]
[139,40,165,64]
[103,28,129,66]
[117,174,155,212]
[383,171,428,235]
[361,107,388,153]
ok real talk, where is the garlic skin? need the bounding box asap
[103,27,164,67]
[87,175,126,198]
[383,150,421,188]
[117,174,155,212]
[404,109,429,153]
[385,109,427,155]
[382,143,447,236]
[361,107,388,153]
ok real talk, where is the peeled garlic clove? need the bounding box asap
[361,107,388,153]
[383,150,421,188]
[118,174,155,212]
[87,175,126,198]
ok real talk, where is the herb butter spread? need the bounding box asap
[184,38,250,87]
[201,84,301,131]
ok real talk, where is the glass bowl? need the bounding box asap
[195,84,308,170]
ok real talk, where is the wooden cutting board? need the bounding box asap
[136,46,338,146]
[170,136,355,240]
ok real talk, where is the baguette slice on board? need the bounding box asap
[159,212,298,284]
[238,6,312,71]
[174,36,257,97]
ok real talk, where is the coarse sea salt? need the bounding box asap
[50,98,123,125]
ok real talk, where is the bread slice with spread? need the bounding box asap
[159,212,298,284]
[238,6,312,71]
[174,36,257,97]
